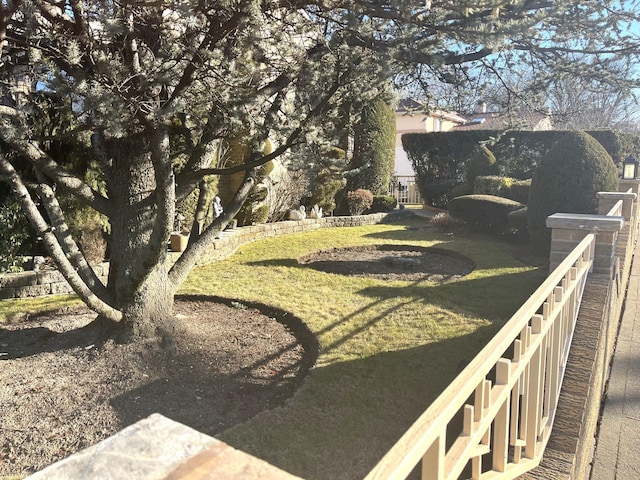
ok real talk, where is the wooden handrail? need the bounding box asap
[365,233,596,480]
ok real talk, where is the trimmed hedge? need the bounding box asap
[507,207,528,233]
[507,179,531,204]
[403,130,640,206]
[474,176,512,196]
[474,176,531,204]
[449,182,473,199]
[349,98,396,195]
[368,195,398,213]
[448,194,525,232]
[527,131,618,251]
[466,145,499,185]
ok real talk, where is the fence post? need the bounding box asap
[596,191,636,220]
[546,214,624,276]
[618,179,640,244]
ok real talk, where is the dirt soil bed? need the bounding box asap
[299,244,475,282]
[0,297,316,477]
[0,244,477,477]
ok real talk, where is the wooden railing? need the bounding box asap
[389,176,422,205]
[365,234,597,480]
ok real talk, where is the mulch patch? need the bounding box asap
[298,244,475,282]
[0,297,316,477]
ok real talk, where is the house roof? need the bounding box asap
[395,98,553,131]
[397,98,425,113]
[396,99,467,124]
[452,110,553,131]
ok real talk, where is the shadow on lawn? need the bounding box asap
[221,269,545,479]
[221,325,497,480]
[291,268,545,359]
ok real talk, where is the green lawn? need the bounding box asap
[0,216,545,479]
[180,217,546,479]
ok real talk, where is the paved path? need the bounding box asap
[409,205,446,219]
[591,251,640,480]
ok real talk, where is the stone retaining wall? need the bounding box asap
[0,212,394,301]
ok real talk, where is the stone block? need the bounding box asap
[36,270,65,285]
[51,282,74,295]
[0,271,37,288]
[26,414,302,480]
[0,287,16,300]
[15,284,51,298]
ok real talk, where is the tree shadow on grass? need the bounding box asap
[220,326,500,480]
[217,271,546,480]
[298,268,545,361]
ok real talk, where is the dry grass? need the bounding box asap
[180,217,545,479]
[1,216,545,480]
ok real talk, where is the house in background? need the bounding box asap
[451,102,553,132]
[392,99,553,204]
[394,99,467,176]
[392,99,467,204]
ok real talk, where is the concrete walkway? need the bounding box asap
[591,250,640,479]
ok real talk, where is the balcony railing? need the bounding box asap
[365,238,599,480]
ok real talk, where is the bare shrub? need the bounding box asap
[266,168,310,222]
[431,212,465,233]
[346,189,374,215]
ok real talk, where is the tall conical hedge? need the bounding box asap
[348,98,396,195]
[527,131,618,251]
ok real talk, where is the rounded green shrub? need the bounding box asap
[527,131,618,251]
[474,176,512,196]
[466,145,500,186]
[349,98,395,195]
[369,195,398,213]
[474,176,531,204]
[507,207,528,233]
[448,182,473,199]
[506,179,531,204]
[447,194,524,232]
[422,178,460,208]
[310,168,345,214]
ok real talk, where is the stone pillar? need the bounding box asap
[596,191,636,220]
[546,213,624,276]
[618,179,640,243]
[618,178,640,197]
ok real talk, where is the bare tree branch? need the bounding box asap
[0,157,122,322]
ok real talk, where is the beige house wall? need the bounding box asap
[395,111,464,176]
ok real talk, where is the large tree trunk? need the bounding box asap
[103,134,176,343]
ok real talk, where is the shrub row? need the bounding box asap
[444,132,620,251]
[404,129,640,207]
[447,194,525,232]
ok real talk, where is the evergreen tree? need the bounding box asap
[349,97,396,195]
[0,1,638,343]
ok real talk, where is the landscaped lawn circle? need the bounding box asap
[298,244,475,282]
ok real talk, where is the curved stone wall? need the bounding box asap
[0,213,395,301]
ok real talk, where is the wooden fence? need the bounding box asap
[389,176,422,205]
[364,189,636,480]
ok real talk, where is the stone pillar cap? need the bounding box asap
[546,213,624,232]
[596,191,637,200]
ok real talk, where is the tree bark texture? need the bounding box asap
[102,134,176,342]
